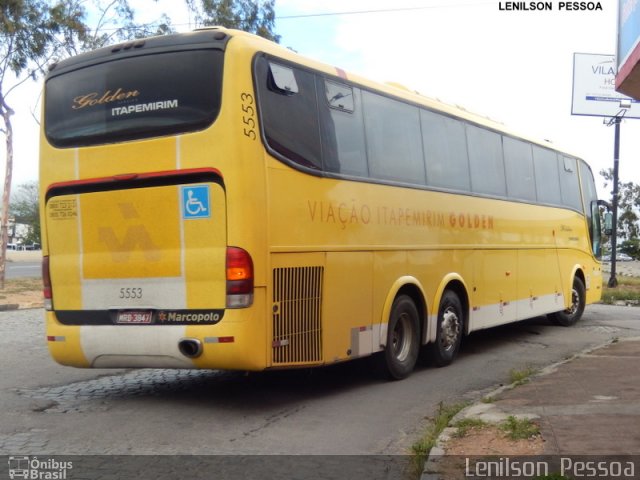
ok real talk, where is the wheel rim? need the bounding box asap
[440,307,461,352]
[566,287,579,315]
[391,312,414,362]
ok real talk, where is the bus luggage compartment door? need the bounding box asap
[45,176,227,315]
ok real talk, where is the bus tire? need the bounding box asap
[375,295,420,380]
[548,276,585,327]
[428,290,463,367]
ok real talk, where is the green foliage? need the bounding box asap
[10,181,39,245]
[410,402,468,474]
[601,276,640,304]
[600,168,640,241]
[620,238,640,260]
[509,366,537,386]
[453,418,487,438]
[186,0,280,42]
[0,1,88,80]
[500,415,540,440]
[79,0,174,53]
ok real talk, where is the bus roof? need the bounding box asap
[48,26,585,163]
[219,27,583,162]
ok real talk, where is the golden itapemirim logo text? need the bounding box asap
[72,88,140,109]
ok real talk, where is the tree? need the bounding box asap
[620,239,640,260]
[0,0,88,288]
[74,0,173,54]
[600,168,640,241]
[0,1,173,288]
[10,181,39,245]
[186,0,280,42]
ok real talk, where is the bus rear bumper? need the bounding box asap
[44,293,268,371]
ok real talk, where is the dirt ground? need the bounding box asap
[436,425,545,479]
[1,250,44,309]
[442,425,545,456]
[0,277,43,309]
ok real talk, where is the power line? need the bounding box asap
[276,2,495,20]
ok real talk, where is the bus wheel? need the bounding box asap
[376,295,420,380]
[548,277,585,327]
[428,290,463,367]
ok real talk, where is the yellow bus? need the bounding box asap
[40,28,603,379]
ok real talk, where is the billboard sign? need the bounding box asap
[571,52,640,118]
[617,0,640,70]
[616,0,640,98]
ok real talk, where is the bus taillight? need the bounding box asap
[42,256,52,311]
[226,247,254,308]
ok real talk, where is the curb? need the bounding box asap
[0,303,20,311]
[420,336,640,479]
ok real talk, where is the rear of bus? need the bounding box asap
[41,29,268,369]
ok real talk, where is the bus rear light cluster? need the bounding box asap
[42,256,53,311]
[226,247,254,308]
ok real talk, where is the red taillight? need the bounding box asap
[226,247,253,308]
[42,256,52,310]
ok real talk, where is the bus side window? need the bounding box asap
[466,125,506,197]
[532,146,562,206]
[268,62,299,94]
[559,156,583,212]
[319,81,368,176]
[421,109,470,192]
[362,90,425,185]
[503,136,536,202]
[258,57,322,170]
[325,81,354,112]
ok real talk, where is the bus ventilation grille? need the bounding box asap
[272,266,323,365]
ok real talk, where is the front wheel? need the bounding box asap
[548,277,585,327]
[375,295,420,380]
[427,290,464,367]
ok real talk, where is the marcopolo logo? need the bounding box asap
[8,457,72,479]
[157,310,223,324]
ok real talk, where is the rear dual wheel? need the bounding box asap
[427,290,464,367]
[376,295,420,380]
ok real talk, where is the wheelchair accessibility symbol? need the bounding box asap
[181,185,210,219]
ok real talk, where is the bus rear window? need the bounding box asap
[45,49,223,147]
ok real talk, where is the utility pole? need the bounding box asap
[605,102,629,288]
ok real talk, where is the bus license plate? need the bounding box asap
[116,311,153,324]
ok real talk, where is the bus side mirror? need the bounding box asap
[604,212,613,236]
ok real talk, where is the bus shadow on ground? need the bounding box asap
[19,317,558,414]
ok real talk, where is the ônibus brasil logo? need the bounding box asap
[8,456,72,479]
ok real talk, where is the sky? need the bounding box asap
[2,0,639,201]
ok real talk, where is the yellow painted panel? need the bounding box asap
[45,196,82,309]
[187,288,267,370]
[78,137,177,179]
[322,252,373,363]
[183,184,227,308]
[46,313,89,367]
[81,186,181,279]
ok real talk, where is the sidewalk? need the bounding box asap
[424,337,640,477]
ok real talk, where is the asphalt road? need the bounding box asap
[5,261,41,279]
[0,305,638,468]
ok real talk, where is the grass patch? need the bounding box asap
[481,396,495,404]
[452,418,488,438]
[411,401,468,475]
[601,276,640,304]
[509,366,537,386]
[0,277,42,294]
[500,415,540,440]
